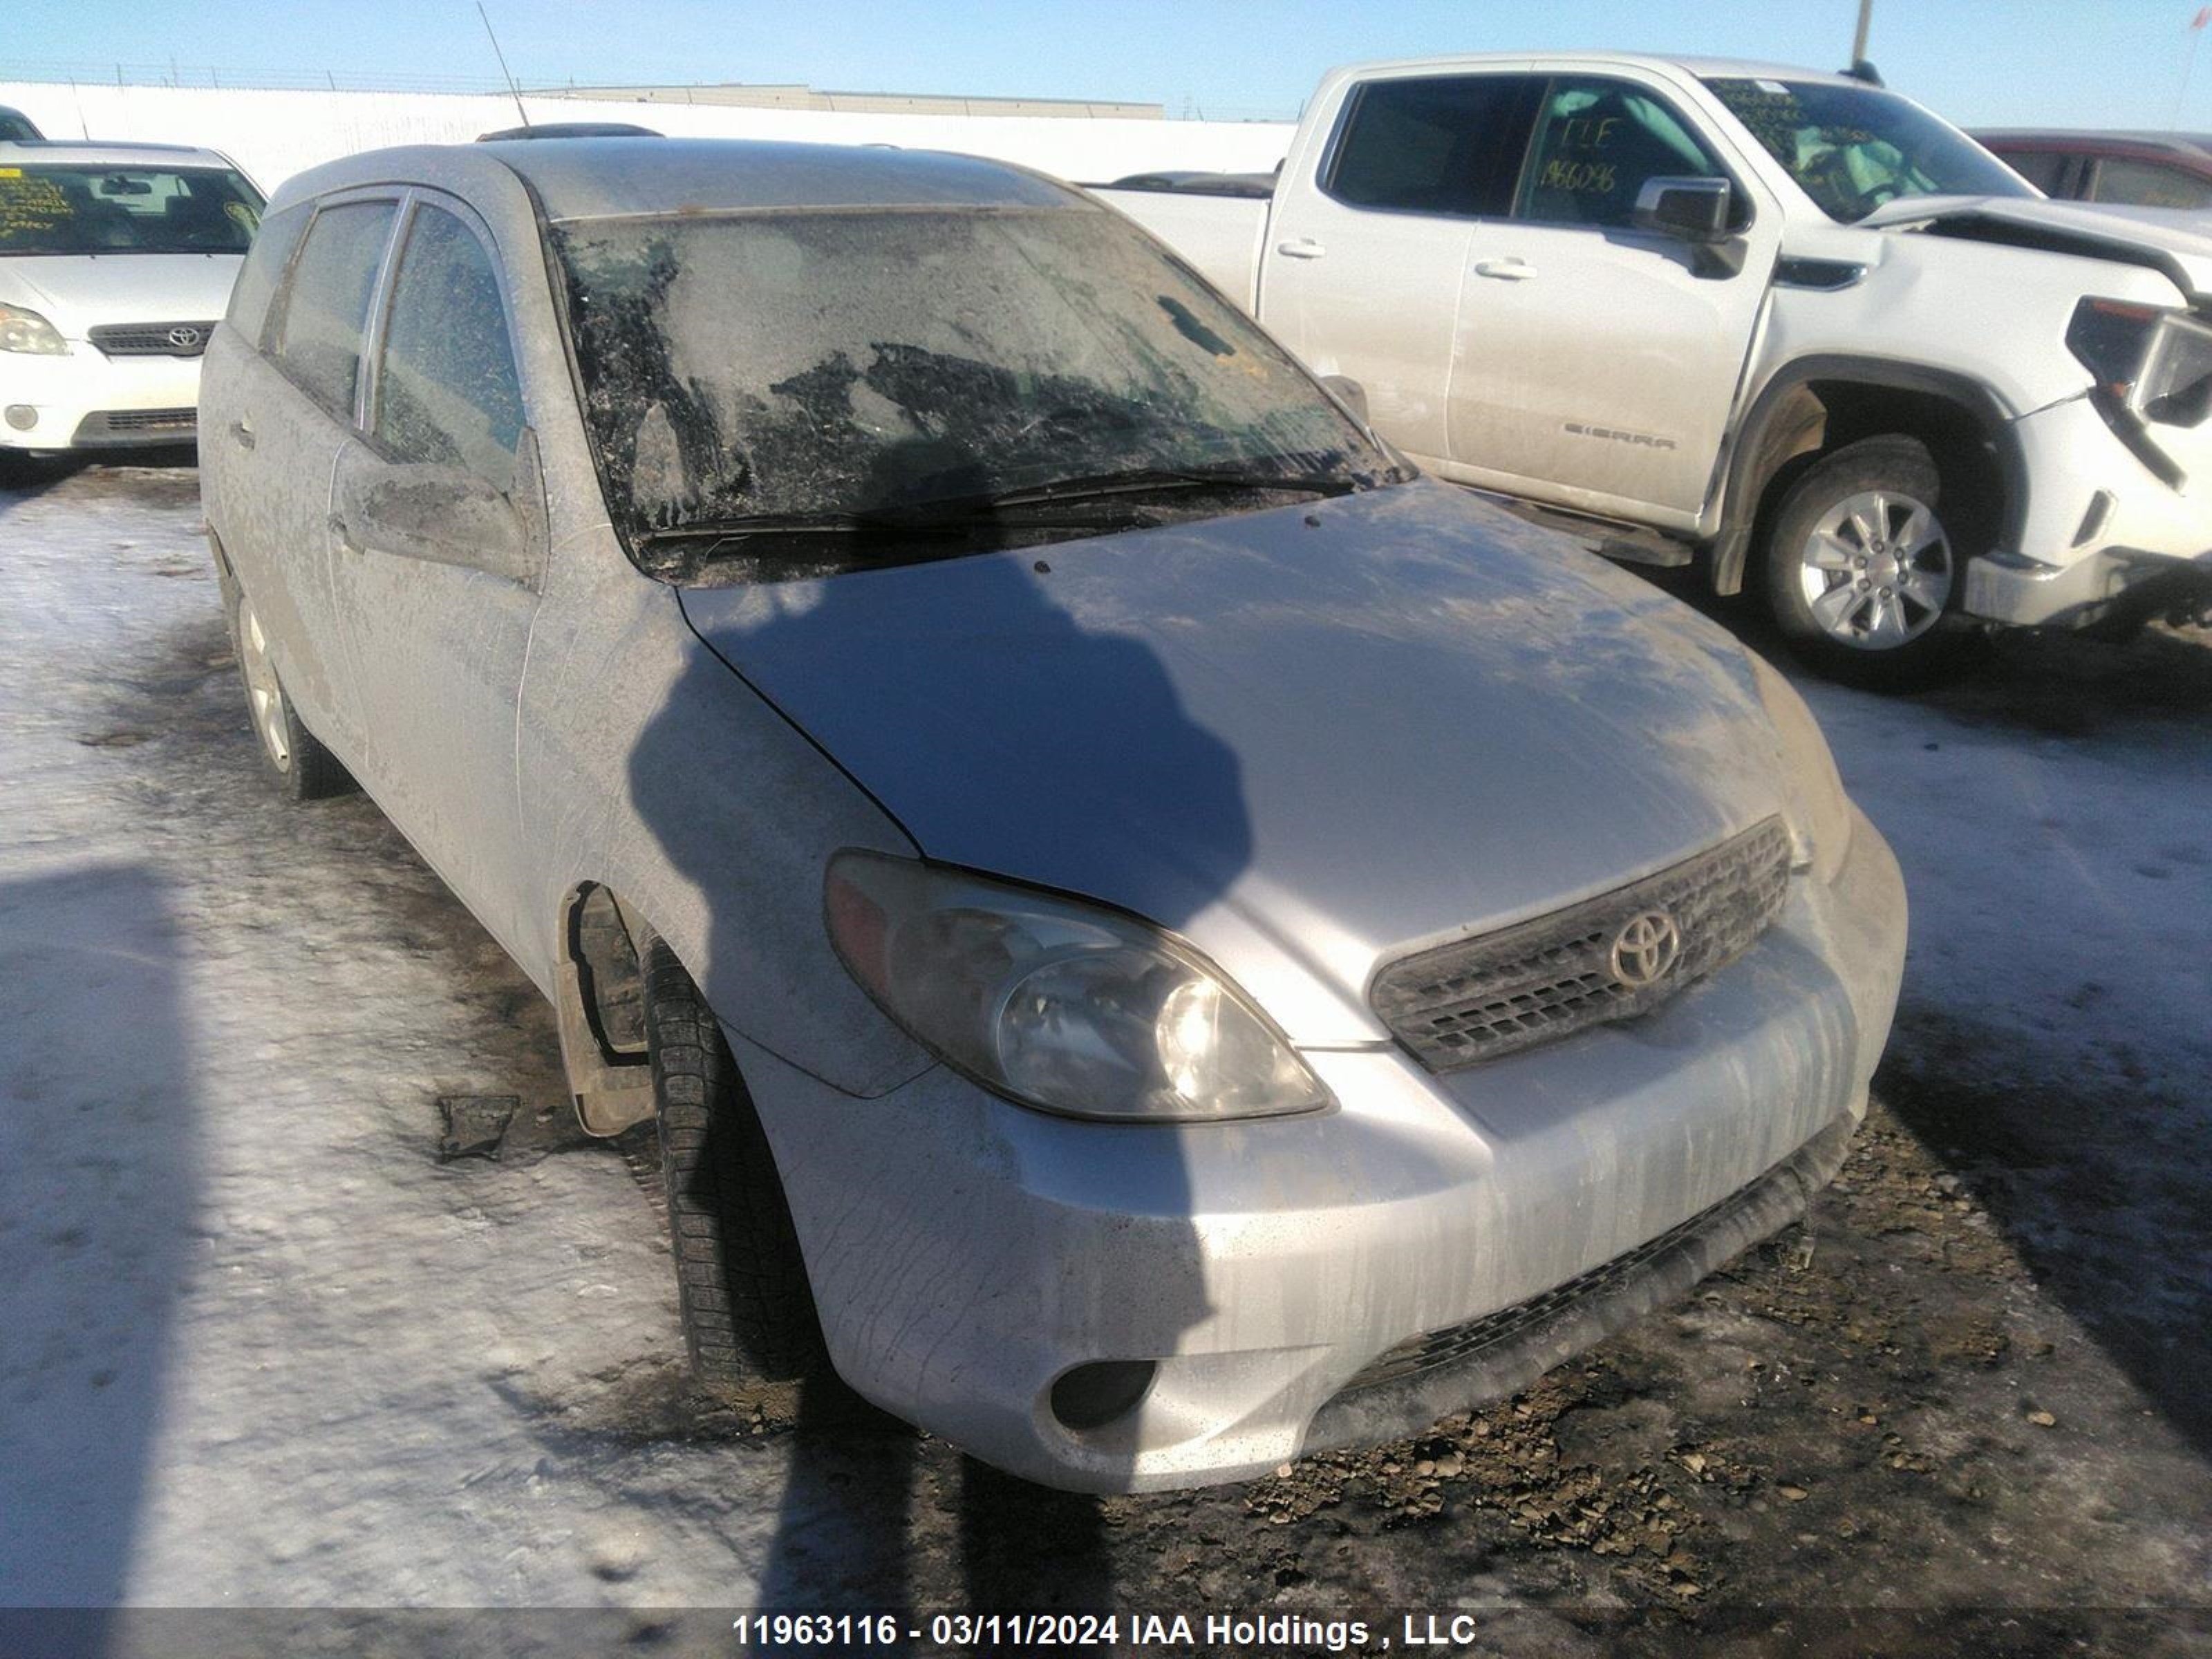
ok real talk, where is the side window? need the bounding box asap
[273,200,397,421]
[224,200,312,346]
[373,204,525,487]
[2088,156,2212,212]
[1517,77,1730,230]
[1326,75,1541,218]
[1996,149,2072,196]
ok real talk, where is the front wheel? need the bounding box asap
[1762,435,1980,690]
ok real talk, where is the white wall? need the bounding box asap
[0,81,1294,194]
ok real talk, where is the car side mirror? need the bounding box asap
[347,463,536,585]
[1633,176,1734,245]
[1319,373,1370,423]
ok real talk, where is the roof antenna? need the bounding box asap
[476,1,532,130]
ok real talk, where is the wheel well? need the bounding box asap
[1716,373,2013,596]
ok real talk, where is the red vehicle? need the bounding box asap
[1975,129,2212,214]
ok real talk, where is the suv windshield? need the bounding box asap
[0,162,263,255]
[552,204,1396,577]
[1704,78,2031,223]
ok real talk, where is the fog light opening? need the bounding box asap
[3,405,37,432]
[1049,1360,1156,1434]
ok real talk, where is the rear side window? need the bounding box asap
[274,200,397,420]
[1327,75,1540,218]
[2088,156,2212,211]
[1994,149,2072,195]
[373,203,525,487]
[225,200,312,346]
[1517,77,1730,229]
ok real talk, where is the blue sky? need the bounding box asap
[10,1,2211,129]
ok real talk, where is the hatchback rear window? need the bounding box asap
[0,163,262,255]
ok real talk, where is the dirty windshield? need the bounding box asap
[1703,78,2031,223]
[0,164,262,254]
[552,204,1394,579]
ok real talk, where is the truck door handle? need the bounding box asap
[1473,258,1537,281]
[229,419,256,450]
[1276,238,1327,259]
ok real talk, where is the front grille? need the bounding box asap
[88,322,217,358]
[1371,816,1792,1071]
[75,408,198,438]
[1340,1178,1761,1394]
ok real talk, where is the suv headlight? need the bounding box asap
[0,302,68,356]
[825,852,1330,1123]
[1750,653,1852,884]
[2066,297,2212,429]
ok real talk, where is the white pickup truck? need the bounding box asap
[1097,54,2212,684]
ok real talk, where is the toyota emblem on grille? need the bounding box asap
[167,326,203,349]
[1610,910,1682,988]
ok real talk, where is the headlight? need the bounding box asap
[1750,653,1852,884]
[825,852,1330,1123]
[2066,297,2212,429]
[0,301,68,356]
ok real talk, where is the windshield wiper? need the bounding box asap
[980,464,1367,509]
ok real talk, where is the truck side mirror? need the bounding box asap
[1633,177,1734,245]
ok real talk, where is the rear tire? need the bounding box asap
[641,939,827,1390]
[1762,435,1980,691]
[225,583,350,800]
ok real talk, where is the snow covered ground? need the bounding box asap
[1,461,2206,1650]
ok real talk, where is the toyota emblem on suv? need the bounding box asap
[167,326,203,350]
[1611,910,1683,988]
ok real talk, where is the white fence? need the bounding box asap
[0,81,1295,194]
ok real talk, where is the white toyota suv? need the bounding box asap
[1,140,263,458]
[1099,57,2212,684]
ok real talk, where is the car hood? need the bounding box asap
[679,481,1796,1044]
[1861,194,2212,300]
[0,254,243,334]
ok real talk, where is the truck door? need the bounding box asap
[325,193,543,957]
[1443,73,1782,527]
[1262,73,1543,466]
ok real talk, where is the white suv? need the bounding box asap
[1,140,263,457]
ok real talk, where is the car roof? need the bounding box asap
[1329,51,1864,88]
[276,136,1082,224]
[0,138,242,169]
[1973,129,2212,162]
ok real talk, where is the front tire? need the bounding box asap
[641,939,826,1391]
[1762,435,1979,690]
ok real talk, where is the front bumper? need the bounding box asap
[741,807,1906,1492]
[1962,393,2211,629]
[0,344,203,451]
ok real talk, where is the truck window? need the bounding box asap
[1325,75,1540,218]
[274,200,398,422]
[1517,77,1730,229]
[373,203,525,490]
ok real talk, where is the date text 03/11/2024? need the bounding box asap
[727,1612,1510,1649]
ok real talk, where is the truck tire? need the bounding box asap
[1762,436,1978,690]
[227,585,351,800]
[641,938,827,1391]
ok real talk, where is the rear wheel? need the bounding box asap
[1762,435,1980,690]
[227,585,350,800]
[642,939,827,1390]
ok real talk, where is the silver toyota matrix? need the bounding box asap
[198,136,1906,1491]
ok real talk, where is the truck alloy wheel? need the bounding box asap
[1796,488,1954,650]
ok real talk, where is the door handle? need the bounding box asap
[1472,258,1537,281]
[229,419,256,450]
[1276,238,1327,259]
